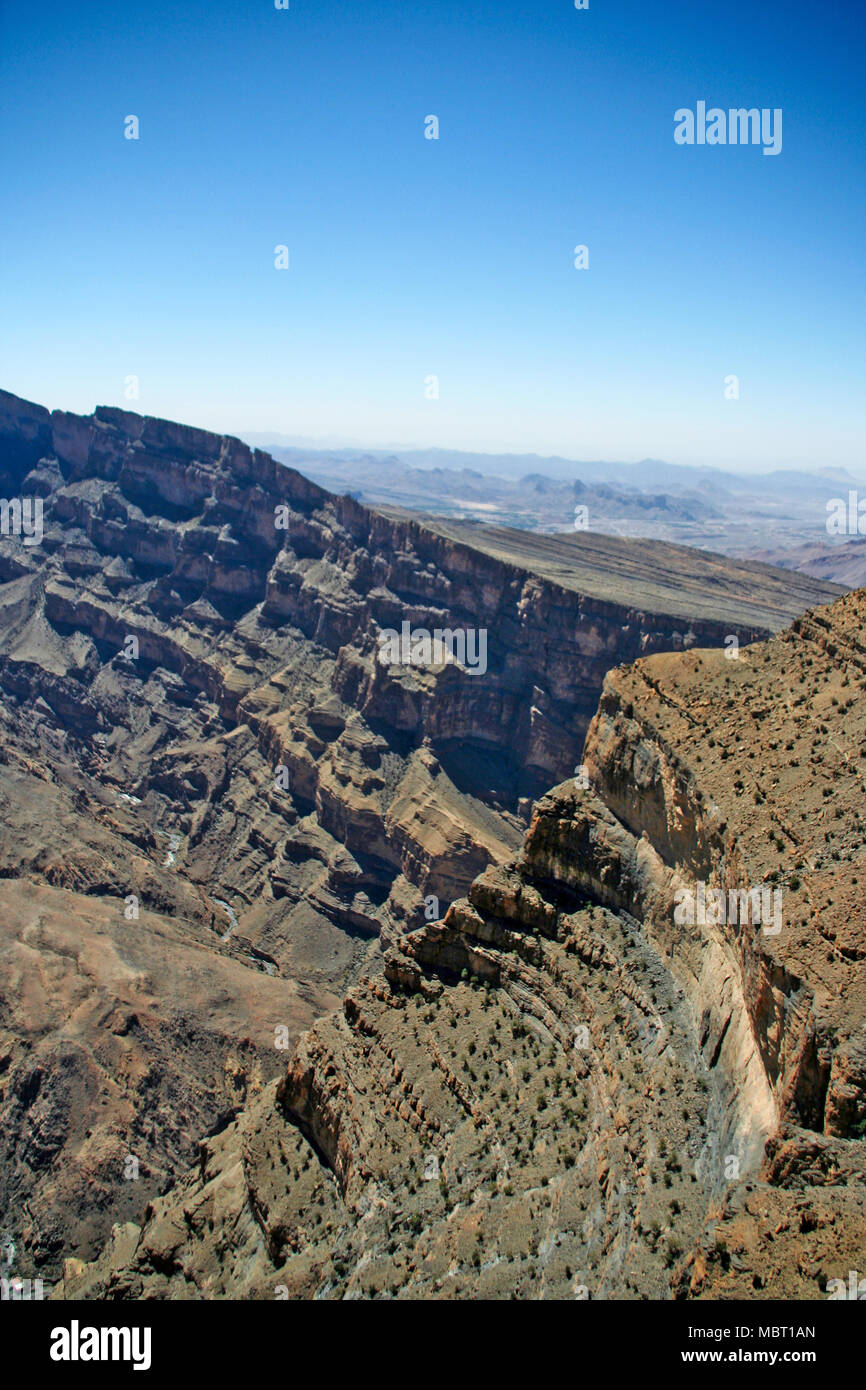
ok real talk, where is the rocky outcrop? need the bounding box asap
[0,387,853,1295]
[56,588,866,1300]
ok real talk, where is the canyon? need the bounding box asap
[58,588,866,1300]
[0,387,860,1299]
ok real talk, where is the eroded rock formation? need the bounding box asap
[55,586,866,1300]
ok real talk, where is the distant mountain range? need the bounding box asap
[247,438,866,584]
[245,436,863,490]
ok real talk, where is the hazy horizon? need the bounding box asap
[4,381,864,483]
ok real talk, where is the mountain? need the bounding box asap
[259,445,866,557]
[0,388,850,1293]
[60,588,866,1300]
[749,538,866,589]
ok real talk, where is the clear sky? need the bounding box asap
[1,0,864,470]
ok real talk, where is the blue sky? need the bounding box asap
[1,0,864,470]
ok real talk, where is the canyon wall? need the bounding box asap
[0,389,857,1295]
[58,589,866,1300]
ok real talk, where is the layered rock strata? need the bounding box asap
[58,590,866,1299]
[1,389,840,1281]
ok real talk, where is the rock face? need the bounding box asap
[56,588,866,1301]
[0,387,853,1294]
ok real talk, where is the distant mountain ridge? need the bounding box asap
[254,441,866,571]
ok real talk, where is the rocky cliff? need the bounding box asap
[55,585,866,1300]
[0,389,852,1292]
